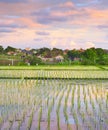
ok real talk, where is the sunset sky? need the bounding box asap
[0,0,108,49]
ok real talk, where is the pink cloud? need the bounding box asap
[0,0,108,49]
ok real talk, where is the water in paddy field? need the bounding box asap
[0,79,108,130]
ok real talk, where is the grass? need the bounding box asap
[0,70,108,80]
[0,65,106,70]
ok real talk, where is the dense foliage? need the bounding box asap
[0,45,108,65]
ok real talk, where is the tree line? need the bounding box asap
[0,45,108,65]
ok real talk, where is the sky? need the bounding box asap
[0,0,108,49]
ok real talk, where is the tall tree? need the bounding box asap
[5,46,16,53]
[67,49,80,60]
[0,45,4,54]
[23,55,43,65]
[51,48,63,57]
[82,48,97,64]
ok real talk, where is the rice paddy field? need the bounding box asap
[0,66,108,130]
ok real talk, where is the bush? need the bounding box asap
[17,62,27,66]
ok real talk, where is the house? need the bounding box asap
[73,57,80,61]
[55,55,64,62]
[63,49,69,55]
[7,51,16,55]
[25,47,31,51]
[37,55,53,62]
[22,49,32,56]
[16,49,22,53]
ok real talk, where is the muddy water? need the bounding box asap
[0,79,108,130]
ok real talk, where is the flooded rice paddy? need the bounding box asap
[0,79,108,130]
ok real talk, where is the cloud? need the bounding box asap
[0,0,108,49]
[50,38,79,49]
[97,24,108,30]
[36,31,50,36]
[72,0,102,6]
[0,0,27,3]
[31,0,66,6]
[0,0,67,18]
[17,17,44,28]
[37,16,67,25]
[51,40,57,48]
[32,6,68,25]
[70,41,78,49]
[34,38,43,41]
[85,42,95,49]
[0,28,15,33]
[31,1,76,25]
[31,1,91,26]
[95,0,108,9]
[0,23,26,28]
[51,1,74,12]
[0,0,107,28]
[0,21,26,34]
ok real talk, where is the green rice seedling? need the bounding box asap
[99,121,103,130]
[52,97,55,107]
[71,86,75,110]
[63,86,71,129]
[0,117,3,128]
[85,100,88,111]
[38,107,42,130]
[27,109,34,130]
[84,91,86,104]
[80,111,85,123]
[57,88,65,112]
[8,119,13,130]
[56,88,66,130]
[47,98,55,130]
[47,97,49,106]
[83,86,88,111]
[56,110,60,130]
[47,107,51,130]
[63,106,68,123]
[89,91,92,105]
[82,85,85,96]
[73,111,79,130]
[106,93,108,108]
[77,86,81,110]
[91,99,95,110]
[98,102,102,112]
[17,120,21,130]
[77,100,81,111]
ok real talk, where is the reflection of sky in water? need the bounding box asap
[0,104,25,115]
[0,79,108,129]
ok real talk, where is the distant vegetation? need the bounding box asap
[0,45,108,65]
